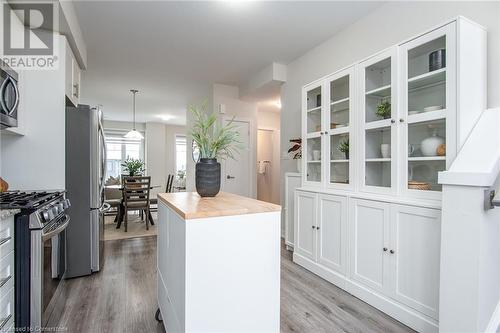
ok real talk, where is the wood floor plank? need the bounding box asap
[54,236,414,333]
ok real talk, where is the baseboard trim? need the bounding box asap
[293,252,439,332]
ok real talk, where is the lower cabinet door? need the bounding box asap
[317,194,347,274]
[391,204,441,319]
[350,198,391,294]
[294,191,317,261]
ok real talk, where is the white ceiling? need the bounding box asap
[73,1,383,125]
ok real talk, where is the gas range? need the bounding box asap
[0,190,71,330]
[0,190,70,229]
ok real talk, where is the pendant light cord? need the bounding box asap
[130,89,139,130]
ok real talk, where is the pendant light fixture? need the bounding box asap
[124,89,144,140]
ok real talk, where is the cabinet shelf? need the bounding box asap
[407,109,446,124]
[307,106,321,113]
[329,127,349,135]
[366,158,391,162]
[408,68,446,92]
[331,159,349,163]
[408,156,445,161]
[366,85,391,98]
[331,97,349,106]
[365,119,392,131]
[307,160,321,164]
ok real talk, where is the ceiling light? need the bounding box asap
[124,89,144,140]
[158,114,174,122]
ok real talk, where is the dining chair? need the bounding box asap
[149,174,174,213]
[122,176,151,232]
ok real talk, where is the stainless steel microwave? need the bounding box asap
[0,61,19,129]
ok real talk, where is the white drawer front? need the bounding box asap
[0,252,14,299]
[0,287,14,332]
[0,217,14,256]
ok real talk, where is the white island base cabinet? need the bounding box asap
[294,191,441,332]
[157,192,281,333]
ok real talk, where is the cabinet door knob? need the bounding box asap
[390,249,395,254]
[391,119,396,124]
[312,225,316,229]
[316,226,320,230]
[399,118,404,123]
[383,247,388,252]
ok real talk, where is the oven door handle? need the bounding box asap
[42,215,70,241]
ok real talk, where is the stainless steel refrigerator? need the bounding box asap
[65,104,108,278]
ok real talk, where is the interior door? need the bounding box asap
[317,194,347,275]
[294,191,317,261]
[391,204,441,319]
[350,198,391,294]
[223,119,251,197]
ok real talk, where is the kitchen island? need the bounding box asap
[156,191,281,333]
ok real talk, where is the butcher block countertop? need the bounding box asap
[158,191,281,220]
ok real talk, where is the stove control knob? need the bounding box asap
[46,209,55,220]
[63,199,71,209]
[42,210,50,221]
[52,205,59,215]
[57,202,64,212]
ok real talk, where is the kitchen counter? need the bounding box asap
[0,209,19,220]
[158,191,281,219]
[156,192,281,332]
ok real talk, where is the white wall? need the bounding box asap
[146,122,166,197]
[280,1,500,207]
[257,106,280,205]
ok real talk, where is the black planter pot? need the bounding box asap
[195,158,221,197]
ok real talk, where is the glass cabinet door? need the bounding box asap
[401,26,451,196]
[327,69,353,188]
[360,49,397,193]
[303,83,324,184]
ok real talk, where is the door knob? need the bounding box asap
[226,175,235,179]
[391,119,396,124]
[383,247,388,252]
[390,249,395,254]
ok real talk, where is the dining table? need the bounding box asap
[105,184,161,229]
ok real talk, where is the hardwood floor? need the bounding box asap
[56,236,414,333]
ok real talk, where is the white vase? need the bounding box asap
[297,159,302,173]
[421,130,445,156]
[380,144,391,158]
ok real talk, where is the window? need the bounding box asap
[104,129,145,179]
[175,135,186,177]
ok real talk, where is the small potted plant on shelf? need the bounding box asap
[189,100,241,197]
[338,139,349,159]
[376,100,391,119]
[121,157,145,176]
[288,138,302,172]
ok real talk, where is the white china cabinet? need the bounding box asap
[295,17,486,332]
[302,66,355,189]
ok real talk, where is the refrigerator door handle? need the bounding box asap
[98,117,107,208]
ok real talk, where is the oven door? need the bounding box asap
[0,68,19,128]
[32,214,70,328]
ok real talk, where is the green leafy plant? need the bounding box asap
[288,138,302,159]
[376,100,391,119]
[188,100,241,160]
[338,139,350,159]
[121,157,145,176]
